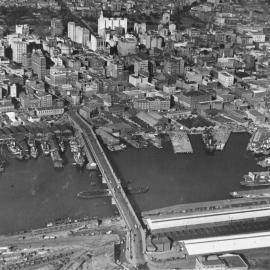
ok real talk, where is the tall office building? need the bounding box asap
[51,18,63,36]
[12,41,27,63]
[82,28,90,47]
[32,50,46,80]
[68,22,76,42]
[75,26,83,44]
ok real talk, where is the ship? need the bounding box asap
[69,137,80,153]
[257,157,270,168]
[50,150,63,168]
[41,140,50,156]
[18,139,30,160]
[230,191,270,199]
[73,151,85,168]
[6,140,24,160]
[240,171,270,187]
[202,129,216,153]
[77,189,110,199]
[107,144,127,152]
[124,185,149,195]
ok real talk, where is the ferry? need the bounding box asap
[257,157,270,168]
[240,171,270,187]
[41,140,50,156]
[51,150,63,168]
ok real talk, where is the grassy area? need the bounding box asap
[0,7,59,37]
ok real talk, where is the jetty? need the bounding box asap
[76,132,97,170]
[168,131,193,154]
[212,126,231,151]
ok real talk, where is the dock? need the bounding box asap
[212,126,231,151]
[168,131,193,154]
[76,131,97,170]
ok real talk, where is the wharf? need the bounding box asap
[76,132,97,170]
[168,131,193,154]
[212,126,231,151]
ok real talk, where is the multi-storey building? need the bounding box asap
[32,50,46,80]
[12,41,27,63]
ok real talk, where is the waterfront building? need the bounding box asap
[32,50,46,80]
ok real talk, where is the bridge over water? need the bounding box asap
[68,111,146,266]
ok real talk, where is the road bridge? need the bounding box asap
[68,111,146,266]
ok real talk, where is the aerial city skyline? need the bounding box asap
[0,0,269,269]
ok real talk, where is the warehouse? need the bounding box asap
[180,231,270,255]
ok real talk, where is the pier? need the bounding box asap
[212,126,231,151]
[68,111,146,266]
[168,131,193,154]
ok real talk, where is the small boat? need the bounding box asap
[107,144,127,152]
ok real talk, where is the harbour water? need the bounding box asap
[0,148,114,235]
[105,133,261,213]
[0,133,261,234]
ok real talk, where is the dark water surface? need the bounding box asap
[106,133,261,213]
[0,149,114,234]
[0,133,261,234]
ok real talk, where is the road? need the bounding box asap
[68,111,146,266]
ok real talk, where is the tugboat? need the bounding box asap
[241,171,270,187]
[41,139,50,156]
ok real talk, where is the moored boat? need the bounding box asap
[77,189,110,199]
[257,157,270,168]
[241,171,270,187]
